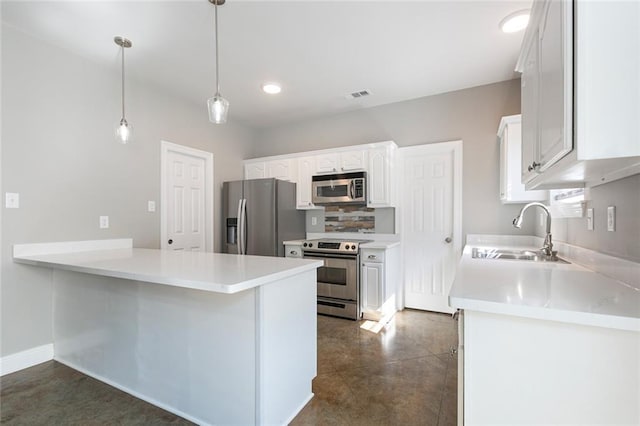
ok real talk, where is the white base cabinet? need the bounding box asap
[462,310,640,425]
[360,244,400,321]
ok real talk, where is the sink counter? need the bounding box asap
[449,237,640,331]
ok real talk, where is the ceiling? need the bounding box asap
[2,0,530,129]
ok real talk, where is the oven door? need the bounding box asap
[303,252,358,301]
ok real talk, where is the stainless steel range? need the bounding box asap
[302,238,370,320]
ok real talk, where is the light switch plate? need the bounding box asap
[148,201,156,212]
[5,192,19,209]
[607,206,615,232]
[586,208,594,231]
[311,216,318,226]
[99,216,109,229]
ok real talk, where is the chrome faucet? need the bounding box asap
[512,202,555,258]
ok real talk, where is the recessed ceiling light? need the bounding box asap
[500,10,530,33]
[262,83,282,95]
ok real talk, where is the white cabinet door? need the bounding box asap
[520,28,540,184]
[499,116,548,203]
[266,159,296,182]
[362,261,383,313]
[284,244,303,258]
[296,156,317,209]
[315,153,339,173]
[245,162,266,180]
[367,147,391,207]
[537,0,573,172]
[340,150,367,171]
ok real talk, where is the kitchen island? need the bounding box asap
[13,239,322,426]
[449,235,640,425]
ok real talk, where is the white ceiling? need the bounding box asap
[2,0,530,128]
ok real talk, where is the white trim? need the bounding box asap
[160,140,214,252]
[54,357,210,426]
[13,238,132,258]
[283,393,314,425]
[0,344,54,376]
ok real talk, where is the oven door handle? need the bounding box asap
[303,253,358,261]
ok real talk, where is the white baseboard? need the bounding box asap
[0,344,54,376]
[283,392,314,426]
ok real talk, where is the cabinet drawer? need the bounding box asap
[285,244,303,258]
[361,249,384,263]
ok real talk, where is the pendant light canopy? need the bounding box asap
[114,36,133,144]
[207,0,229,124]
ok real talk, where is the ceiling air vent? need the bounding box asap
[345,90,371,100]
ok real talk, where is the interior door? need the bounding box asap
[400,142,461,313]
[165,150,206,251]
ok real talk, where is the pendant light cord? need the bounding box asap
[215,0,220,96]
[121,44,126,119]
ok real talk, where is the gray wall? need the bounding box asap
[252,79,535,239]
[1,25,254,356]
[534,174,640,262]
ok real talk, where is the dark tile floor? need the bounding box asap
[0,309,457,425]
[291,310,458,426]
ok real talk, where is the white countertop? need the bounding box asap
[360,241,400,249]
[14,246,322,294]
[449,241,640,332]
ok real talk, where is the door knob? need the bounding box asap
[444,237,452,243]
[168,239,173,245]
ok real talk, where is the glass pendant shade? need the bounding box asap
[115,118,133,144]
[207,94,229,124]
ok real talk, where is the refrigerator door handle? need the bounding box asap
[237,199,244,255]
[241,198,248,255]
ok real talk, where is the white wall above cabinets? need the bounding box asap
[498,115,548,204]
[516,0,640,190]
[243,141,398,210]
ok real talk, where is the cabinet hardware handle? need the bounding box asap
[168,239,173,245]
[445,237,452,243]
[368,255,377,259]
[290,251,297,255]
[528,161,541,172]
[449,346,458,356]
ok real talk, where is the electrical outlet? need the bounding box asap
[99,216,109,229]
[607,206,615,232]
[586,208,594,231]
[5,192,19,209]
[148,201,156,212]
[311,216,318,226]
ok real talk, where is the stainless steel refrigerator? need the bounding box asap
[222,178,305,257]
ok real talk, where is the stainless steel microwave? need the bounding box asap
[311,171,367,205]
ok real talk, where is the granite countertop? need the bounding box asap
[449,238,640,332]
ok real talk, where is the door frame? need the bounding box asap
[397,140,463,310]
[160,140,214,252]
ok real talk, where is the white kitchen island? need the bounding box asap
[13,239,322,426]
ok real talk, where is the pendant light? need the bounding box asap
[114,36,133,144]
[207,0,229,124]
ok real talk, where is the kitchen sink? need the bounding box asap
[471,247,570,264]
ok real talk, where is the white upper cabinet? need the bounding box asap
[498,115,548,204]
[516,0,640,189]
[315,150,367,174]
[296,156,318,209]
[244,159,296,182]
[367,145,395,207]
[243,141,397,210]
[244,161,266,179]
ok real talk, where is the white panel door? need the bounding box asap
[367,147,390,207]
[166,150,206,251]
[400,142,461,313]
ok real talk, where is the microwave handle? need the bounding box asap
[349,180,355,199]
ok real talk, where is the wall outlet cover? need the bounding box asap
[586,208,594,231]
[148,201,156,212]
[311,216,317,226]
[607,206,615,232]
[99,216,109,229]
[5,192,19,209]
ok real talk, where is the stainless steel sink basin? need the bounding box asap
[471,248,570,264]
